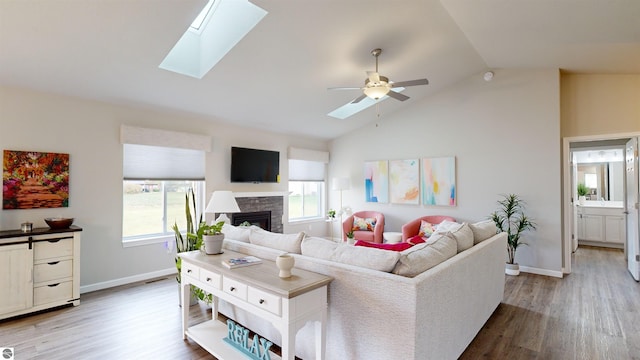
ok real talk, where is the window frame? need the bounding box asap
[122,180,205,248]
[288,180,326,223]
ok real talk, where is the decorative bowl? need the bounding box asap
[44,217,74,229]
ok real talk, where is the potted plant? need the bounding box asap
[346,230,355,244]
[200,221,225,255]
[327,209,336,220]
[577,183,589,206]
[490,194,536,276]
[171,188,211,305]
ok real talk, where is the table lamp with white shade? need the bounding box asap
[205,190,241,224]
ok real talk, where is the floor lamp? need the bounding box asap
[332,177,350,240]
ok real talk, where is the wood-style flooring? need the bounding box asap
[1,245,638,359]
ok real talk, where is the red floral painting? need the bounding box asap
[3,150,69,209]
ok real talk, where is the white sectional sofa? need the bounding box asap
[217,223,507,360]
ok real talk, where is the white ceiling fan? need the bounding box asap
[329,48,429,104]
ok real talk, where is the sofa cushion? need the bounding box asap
[354,240,413,252]
[249,229,305,254]
[418,220,437,237]
[352,215,376,231]
[433,221,473,253]
[392,233,457,277]
[301,237,401,272]
[469,220,497,244]
[221,223,251,242]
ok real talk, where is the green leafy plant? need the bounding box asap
[577,183,589,197]
[200,221,225,236]
[346,230,354,239]
[490,194,536,265]
[172,188,211,303]
[327,209,336,219]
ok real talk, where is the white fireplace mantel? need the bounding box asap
[233,191,290,198]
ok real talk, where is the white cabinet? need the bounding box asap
[577,206,625,247]
[0,227,81,320]
[605,215,625,244]
[0,243,33,315]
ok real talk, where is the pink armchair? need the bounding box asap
[342,211,385,243]
[401,215,456,242]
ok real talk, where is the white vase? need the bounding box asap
[579,196,586,206]
[505,263,520,276]
[276,253,295,278]
[203,234,224,254]
[347,237,355,245]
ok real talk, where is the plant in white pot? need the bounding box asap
[490,194,536,276]
[199,221,225,255]
[346,230,355,244]
[577,183,589,206]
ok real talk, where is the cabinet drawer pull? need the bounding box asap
[48,239,61,243]
[187,269,192,273]
[230,287,236,292]
[259,299,265,304]
[206,277,211,282]
[47,283,60,287]
[48,261,60,265]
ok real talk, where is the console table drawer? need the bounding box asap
[248,287,281,316]
[199,269,221,290]
[34,281,72,305]
[34,260,72,283]
[182,262,200,281]
[34,238,73,260]
[223,277,247,300]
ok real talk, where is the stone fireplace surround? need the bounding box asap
[221,192,286,233]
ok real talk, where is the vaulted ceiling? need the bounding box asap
[1,0,638,140]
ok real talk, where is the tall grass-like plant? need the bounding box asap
[490,194,536,265]
[172,188,210,303]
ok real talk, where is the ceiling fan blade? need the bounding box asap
[367,71,380,83]
[350,94,368,104]
[390,78,429,88]
[386,90,410,102]
[328,87,361,91]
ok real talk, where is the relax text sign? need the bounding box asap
[224,319,273,360]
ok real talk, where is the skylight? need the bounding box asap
[160,0,267,79]
[327,88,406,120]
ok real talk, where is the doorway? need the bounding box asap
[562,132,640,278]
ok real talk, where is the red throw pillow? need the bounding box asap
[407,235,427,245]
[354,240,413,252]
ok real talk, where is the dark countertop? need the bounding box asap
[0,225,82,240]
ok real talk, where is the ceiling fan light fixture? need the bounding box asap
[363,76,390,99]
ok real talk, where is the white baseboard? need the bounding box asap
[519,265,563,278]
[80,267,177,294]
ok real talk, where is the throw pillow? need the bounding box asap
[354,240,413,252]
[469,220,498,244]
[221,223,251,242]
[392,233,457,277]
[249,229,305,254]
[443,222,474,253]
[433,220,463,234]
[352,215,376,231]
[407,235,427,245]
[418,220,437,237]
[301,237,339,259]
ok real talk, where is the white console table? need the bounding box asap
[179,250,332,360]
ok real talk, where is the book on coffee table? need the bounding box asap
[222,256,262,269]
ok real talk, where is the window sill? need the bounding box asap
[122,234,173,248]
[288,217,326,224]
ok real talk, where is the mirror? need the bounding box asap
[577,162,624,201]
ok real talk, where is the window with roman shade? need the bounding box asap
[120,125,211,246]
[287,147,329,221]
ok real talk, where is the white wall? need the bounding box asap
[329,69,563,274]
[0,86,328,289]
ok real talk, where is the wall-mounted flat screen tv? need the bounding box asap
[230,146,280,183]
